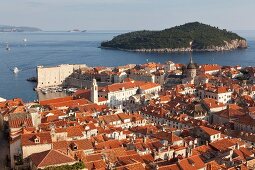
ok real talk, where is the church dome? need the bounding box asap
[187,62,197,69]
[187,55,197,69]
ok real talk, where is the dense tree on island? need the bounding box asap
[101,22,247,51]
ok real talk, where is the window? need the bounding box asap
[34,138,40,143]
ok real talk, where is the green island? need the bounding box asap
[101,22,247,52]
[0,25,42,32]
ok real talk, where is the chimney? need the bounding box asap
[236,143,240,150]
[143,136,147,143]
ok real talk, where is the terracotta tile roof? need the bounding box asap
[73,89,91,100]
[50,99,91,108]
[192,144,213,156]
[76,103,107,113]
[202,85,232,94]
[40,109,65,117]
[95,139,123,150]
[158,164,181,170]
[53,141,68,150]
[84,160,106,170]
[99,81,138,93]
[82,153,103,162]
[66,126,84,138]
[239,147,254,158]
[53,139,93,151]
[39,96,73,105]
[159,95,171,103]
[30,149,76,168]
[117,113,131,121]
[200,64,221,72]
[130,125,159,136]
[176,84,195,93]
[202,98,225,109]
[9,117,33,129]
[229,104,243,111]
[98,97,107,102]
[199,126,221,136]
[139,82,160,91]
[178,155,205,170]
[209,138,244,152]
[69,139,94,151]
[152,131,183,143]
[101,147,127,163]
[23,127,37,134]
[233,149,246,161]
[41,115,59,123]
[116,162,145,170]
[140,154,154,164]
[206,160,224,170]
[0,98,24,108]
[215,107,245,119]
[118,153,144,165]
[99,80,159,93]
[12,106,26,113]
[233,114,255,126]
[99,114,120,124]
[21,132,52,146]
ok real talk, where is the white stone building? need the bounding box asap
[37,64,86,88]
[98,80,161,108]
[198,86,233,104]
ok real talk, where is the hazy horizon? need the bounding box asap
[0,0,255,31]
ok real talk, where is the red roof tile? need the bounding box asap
[21,132,52,146]
[30,149,76,168]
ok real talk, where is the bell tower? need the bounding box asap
[187,54,197,79]
[91,78,98,104]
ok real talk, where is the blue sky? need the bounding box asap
[0,0,254,31]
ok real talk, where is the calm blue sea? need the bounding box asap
[0,30,254,101]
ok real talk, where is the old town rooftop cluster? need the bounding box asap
[2,58,255,169]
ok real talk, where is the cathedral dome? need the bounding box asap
[187,55,197,69]
[187,62,197,69]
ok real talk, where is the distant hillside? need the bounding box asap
[101,22,247,52]
[0,25,42,32]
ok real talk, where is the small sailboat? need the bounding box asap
[23,38,27,42]
[6,43,11,51]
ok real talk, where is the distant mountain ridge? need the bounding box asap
[0,25,42,32]
[101,22,248,52]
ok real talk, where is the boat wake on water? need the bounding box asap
[9,66,35,74]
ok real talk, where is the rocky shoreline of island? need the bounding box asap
[101,39,248,53]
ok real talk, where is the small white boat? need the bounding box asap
[6,43,10,51]
[23,38,27,42]
[67,88,77,93]
[57,87,63,92]
[41,89,48,94]
[13,67,19,74]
